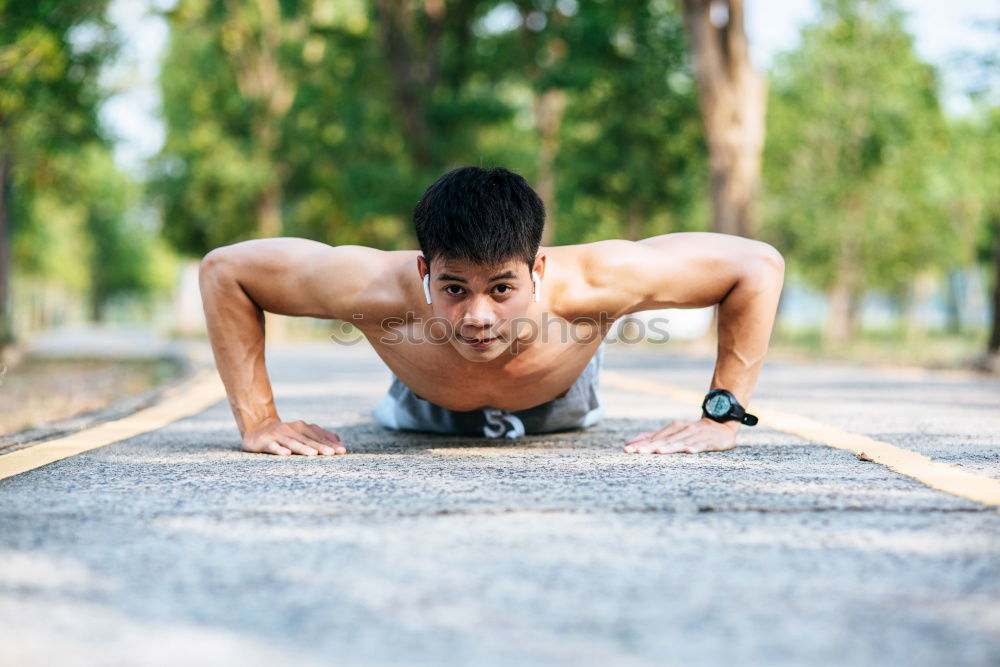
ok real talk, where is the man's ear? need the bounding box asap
[532,253,546,280]
[417,255,429,280]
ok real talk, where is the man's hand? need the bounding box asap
[623,417,738,454]
[243,418,348,456]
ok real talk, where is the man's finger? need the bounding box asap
[312,442,337,456]
[310,425,342,443]
[279,438,318,456]
[305,425,347,453]
[265,442,291,456]
[657,427,705,442]
[285,432,330,455]
[293,433,348,456]
[300,434,336,455]
[654,430,703,448]
[627,420,699,446]
[626,430,655,444]
[625,436,688,453]
[652,439,694,453]
[653,422,696,440]
[649,430,710,451]
[631,438,687,454]
[684,441,736,454]
[305,424,336,442]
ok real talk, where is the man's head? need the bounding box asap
[414,166,544,270]
[413,166,547,362]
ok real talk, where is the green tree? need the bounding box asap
[955,107,1000,367]
[0,0,118,347]
[77,146,169,321]
[948,20,1000,368]
[552,0,706,243]
[451,0,707,243]
[154,0,509,256]
[762,0,952,347]
[14,143,171,324]
[154,0,707,262]
[154,0,311,252]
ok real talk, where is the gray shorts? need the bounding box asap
[373,343,606,439]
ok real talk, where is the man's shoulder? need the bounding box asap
[546,239,648,291]
[335,247,423,319]
[548,238,639,260]
[544,240,643,320]
[546,239,634,272]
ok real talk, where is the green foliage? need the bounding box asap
[1,0,118,252]
[2,1,169,324]
[153,2,264,254]
[762,0,954,294]
[0,0,115,150]
[79,146,167,308]
[943,106,1000,267]
[552,0,706,242]
[152,0,708,256]
[153,0,418,252]
[15,142,172,304]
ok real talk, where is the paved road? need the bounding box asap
[2,341,999,666]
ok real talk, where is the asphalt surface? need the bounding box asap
[1,340,999,666]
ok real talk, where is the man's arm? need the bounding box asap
[198,238,386,455]
[579,232,785,453]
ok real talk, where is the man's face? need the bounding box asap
[419,255,541,362]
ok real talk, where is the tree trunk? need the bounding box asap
[0,150,13,352]
[680,0,766,238]
[89,288,106,323]
[223,0,299,238]
[625,199,645,241]
[944,268,964,334]
[824,248,862,348]
[905,271,936,340]
[988,223,1000,356]
[534,88,566,246]
[255,180,283,239]
[374,0,445,170]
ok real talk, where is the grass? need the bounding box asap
[768,325,992,370]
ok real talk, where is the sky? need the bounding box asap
[100,0,1000,176]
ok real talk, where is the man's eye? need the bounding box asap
[445,285,464,296]
[493,285,512,295]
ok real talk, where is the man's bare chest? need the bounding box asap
[362,326,605,412]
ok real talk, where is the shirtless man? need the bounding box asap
[199,166,784,456]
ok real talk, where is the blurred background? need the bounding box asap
[0,0,998,435]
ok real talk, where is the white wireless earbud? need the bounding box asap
[423,274,433,305]
[532,271,541,303]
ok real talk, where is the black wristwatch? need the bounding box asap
[701,389,758,426]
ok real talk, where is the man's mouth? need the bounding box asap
[459,334,498,348]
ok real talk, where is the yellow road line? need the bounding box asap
[0,368,226,482]
[602,370,1000,509]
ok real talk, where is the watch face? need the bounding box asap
[706,394,731,417]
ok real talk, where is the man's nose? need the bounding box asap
[462,295,497,327]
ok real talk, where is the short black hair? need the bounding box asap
[413,166,545,270]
